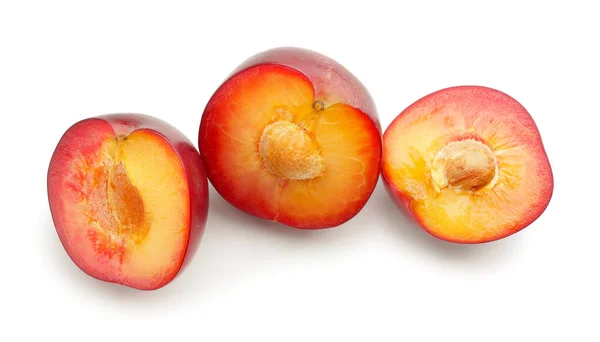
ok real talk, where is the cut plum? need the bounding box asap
[199,48,381,229]
[382,86,553,243]
[48,114,208,290]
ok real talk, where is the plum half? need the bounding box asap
[382,86,553,243]
[47,114,209,290]
[198,47,382,229]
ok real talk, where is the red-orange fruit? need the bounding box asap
[199,47,382,229]
[382,86,553,243]
[48,114,209,290]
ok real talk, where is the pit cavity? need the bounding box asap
[86,136,148,243]
[431,138,498,192]
[108,162,145,234]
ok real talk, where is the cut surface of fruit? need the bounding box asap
[48,119,191,289]
[200,64,381,228]
[383,86,553,243]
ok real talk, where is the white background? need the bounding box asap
[1,0,598,341]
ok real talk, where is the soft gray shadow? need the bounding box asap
[207,187,320,239]
[207,185,369,244]
[41,185,372,304]
[372,179,524,264]
[41,214,203,305]
[179,186,378,295]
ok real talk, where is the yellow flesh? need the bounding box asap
[255,100,374,216]
[205,69,316,216]
[74,130,189,281]
[385,106,541,241]
[205,67,381,226]
[277,103,381,224]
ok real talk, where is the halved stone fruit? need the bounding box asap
[48,114,208,290]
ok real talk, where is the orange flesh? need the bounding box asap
[200,65,381,228]
[383,88,552,243]
[61,129,189,288]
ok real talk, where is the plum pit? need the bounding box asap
[259,120,324,180]
[431,138,498,192]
